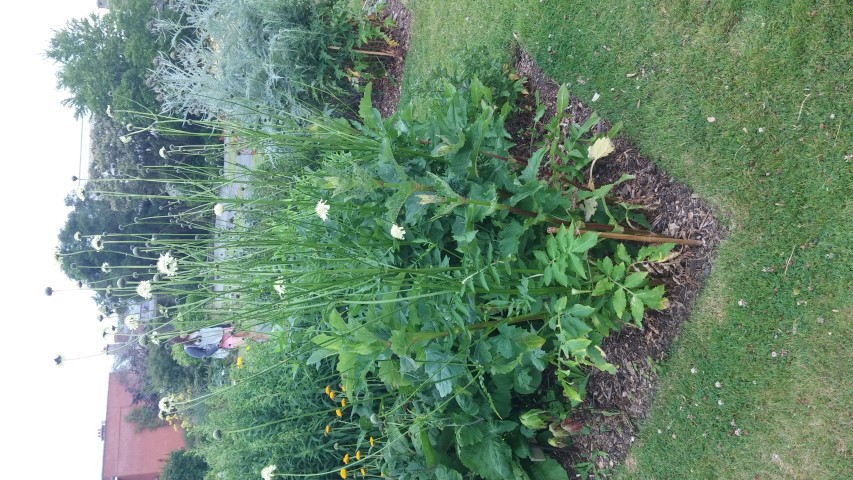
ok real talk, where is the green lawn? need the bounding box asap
[400,0,852,477]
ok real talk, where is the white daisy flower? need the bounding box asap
[390,223,406,240]
[315,199,330,221]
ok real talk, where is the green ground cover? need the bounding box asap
[402,0,851,477]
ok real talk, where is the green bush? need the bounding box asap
[125,405,167,432]
[160,450,209,480]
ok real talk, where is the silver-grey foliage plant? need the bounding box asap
[150,0,365,122]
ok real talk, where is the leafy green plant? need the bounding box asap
[125,404,167,432]
[73,74,690,480]
[160,449,210,480]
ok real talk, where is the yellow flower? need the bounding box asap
[325,424,331,436]
[236,357,244,368]
[587,136,616,161]
[343,453,350,464]
[341,398,346,407]
[355,450,361,461]
[369,437,374,447]
[340,384,346,392]
[330,391,336,401]
[325,385,331,396]
[340,468,347,479]
[361,468,366,476]
[336,409,342,417]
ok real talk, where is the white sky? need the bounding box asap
[0,1,115,477]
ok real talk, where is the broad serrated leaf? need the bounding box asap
[543,264,553,286]
[588,346,617,374]
[565,338,591,354]
[546,235,558,258]
[571,231,599,254]
[456,422,486,448]
[601,256,614,275]
[378,356,409,388]
[306,347,336,366]
[552,265,569,287]
[567,304,595,317]
[635,285,668,309]
[521,148,547,183]
[623,271,648,289]
[328,309,348,332]
[522,458,570,480]
[434,465,464,480]
[499,220,526,258]
[568,253,587,279]
[358,83,380,131]
[630,294,645,325]
[514,367,536,394]
[591,278,612,296]
[562,384,582,402]
[456,393,479,416]
[385,181,417,224]
[561,315,593,337]
[615,243,631,264]
[457,434,515,480]
[311,334,341,351]
[612,288,626,318]
[425,171,459,198]
[389,330,410,357]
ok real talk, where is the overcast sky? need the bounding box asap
[0,1,116,477]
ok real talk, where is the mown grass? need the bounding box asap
[402,0,852,477]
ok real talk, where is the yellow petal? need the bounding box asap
[340,468,347,479]
[325,385,331,395]
[343,453,350,464]
[369,437,374,447]
[336,409,342,417]
[355,451,361,461]
[588,137,616,161]
[341,398,346,407]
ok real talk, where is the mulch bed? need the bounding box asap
[370,0,412,118]
[514,49,725,476]
[371,4,725,477]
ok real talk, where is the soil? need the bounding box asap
[514,48,725,477]
[370,4,725,477]
[370,0,412,118]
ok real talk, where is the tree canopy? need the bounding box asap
[46,0,172,119]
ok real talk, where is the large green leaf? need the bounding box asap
[522,458,569,480]
[571,231,599,254]
[556,83,569,117]
[612,288,626,318]
[434,465,464,480]
[457,434,515,480]
[358,83,383,132]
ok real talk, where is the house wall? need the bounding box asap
[101,372,185,480]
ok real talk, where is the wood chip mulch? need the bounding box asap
[370,0,411,118]
[515,48,726,476]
